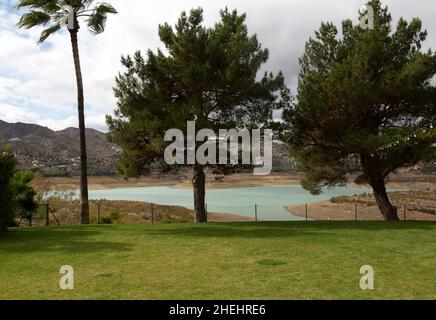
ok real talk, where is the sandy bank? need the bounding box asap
[286,189,436,221]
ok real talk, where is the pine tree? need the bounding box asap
[107,8,288,223]
[285,0,436,220]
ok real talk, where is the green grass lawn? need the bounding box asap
[0,222,435,300]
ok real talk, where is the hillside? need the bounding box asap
[0,120,121,176]
[0,120,299,176]
[2,120,431,178]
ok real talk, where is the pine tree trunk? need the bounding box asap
[361,155,399,221]
[371,179,400,221]
[70,29,89,225]
[192,164,207,223]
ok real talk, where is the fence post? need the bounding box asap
[355,204,358,221]
[255,204,258,222]
[45,203,49,227]
[151,203,154,224]
[97,203,100,225]
[305,203,308,221]
[404,204,407,221]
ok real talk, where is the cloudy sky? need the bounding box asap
[0,0,435,132]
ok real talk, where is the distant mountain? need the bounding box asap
[0,120,299,176]
[0,121,121,176]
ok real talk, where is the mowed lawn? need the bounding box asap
[0,222,435,300]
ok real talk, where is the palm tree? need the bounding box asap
[17,1,117,224]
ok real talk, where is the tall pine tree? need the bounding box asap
[107,8,288,223]
[285,0,436,220]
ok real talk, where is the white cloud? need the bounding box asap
[0,103,39,124]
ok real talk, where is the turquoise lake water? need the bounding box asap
[87,185,372,221]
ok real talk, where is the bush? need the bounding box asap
[422,163,436,174]
[0,146,38,231]
[12,171,38,215]
[100,217,113,224]
[110,209,120,222]
[0,146,16,232]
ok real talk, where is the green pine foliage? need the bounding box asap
[107,8,289,221]
[284,0,436,220]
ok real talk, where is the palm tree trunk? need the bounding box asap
[69,29,89,225]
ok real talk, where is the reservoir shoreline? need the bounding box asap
[34,172,435,222]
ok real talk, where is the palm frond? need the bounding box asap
[17,11,52,29]
[38,24,62,43]
[17,0,117,39]
[17,0,61,14]
[86,3,117,34]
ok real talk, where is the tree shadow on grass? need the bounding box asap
[141,221,436,239]
[0,225,132,254]
[0,222,434,250]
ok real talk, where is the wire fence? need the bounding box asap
[17,201,433,227]
[18,203,60,227]
[205,202,424,222]
[18,201,194,227]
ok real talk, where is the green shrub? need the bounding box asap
[100,217,113,224]
[0,146,37,231]
[110,209,120,221]
[0,146,16,232]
